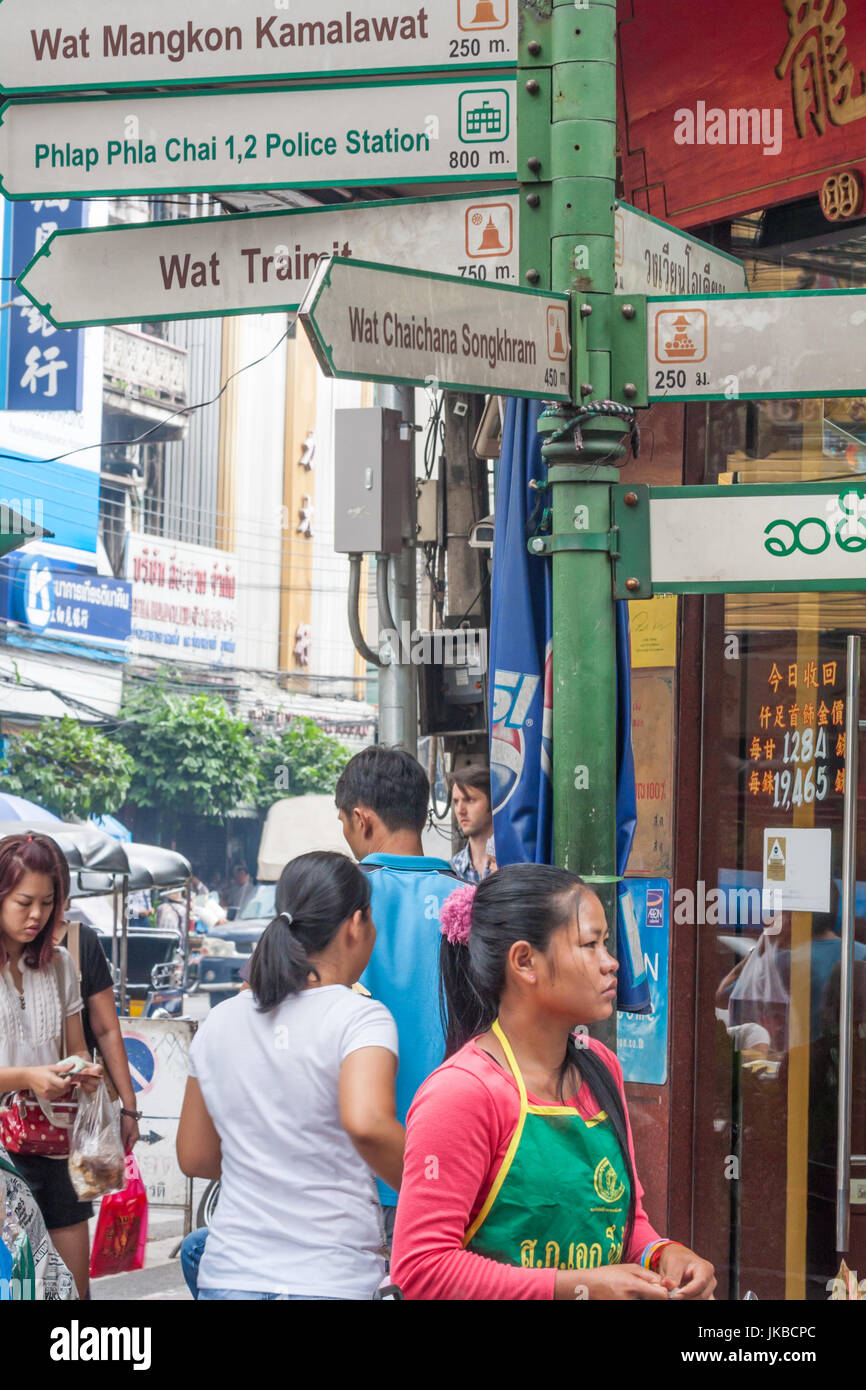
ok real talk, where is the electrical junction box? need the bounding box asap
[418,627,488,737]
[334,407,408,554]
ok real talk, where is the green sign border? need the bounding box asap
[300,254,572,403]
[616,201,748,287]
[0,0,519,96]
[0,74,518,201]
[651,480,866,595]
[17,187,522,330]
[647,287,866,403]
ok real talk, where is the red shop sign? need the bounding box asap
[619,0,866,229]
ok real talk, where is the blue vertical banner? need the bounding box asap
[2,198,85,412]
[489,397,553,866]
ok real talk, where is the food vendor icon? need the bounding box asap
[655,308,707,363]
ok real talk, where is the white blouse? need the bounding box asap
[0,947,83,1069]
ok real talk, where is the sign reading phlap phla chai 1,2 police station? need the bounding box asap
[0,77,517,198]
[299,257,572,401]
[0,1,517,92]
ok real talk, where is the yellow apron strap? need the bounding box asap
[462,1019,529,1248]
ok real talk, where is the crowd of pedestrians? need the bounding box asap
[175,747,716,1301]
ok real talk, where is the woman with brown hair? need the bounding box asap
[0,833,102,1297]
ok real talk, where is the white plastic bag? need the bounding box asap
[67,1083,126,1200]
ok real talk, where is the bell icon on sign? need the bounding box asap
[552,321,565,358]
[478,216,504,252]
[471,1,500,22]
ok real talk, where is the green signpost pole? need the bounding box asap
[521,0,623,1046]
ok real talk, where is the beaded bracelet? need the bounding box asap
[640,1238,677,1270]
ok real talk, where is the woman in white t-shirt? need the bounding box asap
[177,850,404,1300]
[0,832,103,1297]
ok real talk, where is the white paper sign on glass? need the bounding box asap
[0,0,518,93]
[0,77,518,198]
[18,191,521,329]
[300,256,571,401]
[647,290,866,402]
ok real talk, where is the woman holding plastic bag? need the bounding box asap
[0,834,103,1297]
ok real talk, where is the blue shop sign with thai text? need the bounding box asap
[6,554,131,645]
[1,198,85,411]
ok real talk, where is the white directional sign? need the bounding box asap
[18,191,521,328]
[646,484,866,593]
[647,289,866,402]
[0,1,518,94]
[300,257,572,401]
[615,201,747,296]
[0,77,517,198]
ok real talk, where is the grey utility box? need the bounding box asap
[334,408,408,554]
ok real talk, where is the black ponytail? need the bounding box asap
[249,851,371,1012]
[439,863,637,1251]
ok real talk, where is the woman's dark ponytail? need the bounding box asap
[249,851,371,1012]
[439,863,637,1252]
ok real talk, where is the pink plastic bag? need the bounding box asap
[88,1154,148,1279]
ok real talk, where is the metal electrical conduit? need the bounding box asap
[347,553,400,671]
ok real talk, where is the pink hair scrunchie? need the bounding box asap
[439,884,477,947]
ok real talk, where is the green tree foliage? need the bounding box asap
[0,715,134,820]
[119,686,259,821]
[256,717,352,808]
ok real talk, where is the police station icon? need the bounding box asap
[459,89,510,143]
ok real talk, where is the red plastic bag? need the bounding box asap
[88,1155,148,1279]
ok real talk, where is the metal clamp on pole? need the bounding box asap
[837,634,861,1253]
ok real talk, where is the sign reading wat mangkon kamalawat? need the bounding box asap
[0,1,517,92]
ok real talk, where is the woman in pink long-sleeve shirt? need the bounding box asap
[390,865,716,1301]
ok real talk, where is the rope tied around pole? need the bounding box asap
[540,399,641,463]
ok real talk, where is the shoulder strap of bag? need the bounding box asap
[52,951,68,1060]
[65,922,81,976]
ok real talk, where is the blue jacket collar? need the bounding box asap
[362,852,454,872]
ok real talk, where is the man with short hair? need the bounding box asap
[224,863,254,915]
[449,763,496,885]
[336,746,457,1234]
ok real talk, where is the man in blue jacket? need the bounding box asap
[336,746,457,1239]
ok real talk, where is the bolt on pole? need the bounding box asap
[520,0,623,1047]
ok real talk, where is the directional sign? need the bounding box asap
[18,191,521,329]
[0,77,517,199]
[0,0,518,94]
[646,289,866,403]
[615,201,747,296]
[300,257,571,401]
[614,483,866,597]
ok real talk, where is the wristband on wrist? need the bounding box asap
[640,1239,677,1270]
[120,1107,142,1120]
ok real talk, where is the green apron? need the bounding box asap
[464,1020,631,1272]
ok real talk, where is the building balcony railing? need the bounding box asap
[103,326,189,439]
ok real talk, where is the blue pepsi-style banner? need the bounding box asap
[4,553,131,646]
[2,198,85,412]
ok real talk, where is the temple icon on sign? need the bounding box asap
[547,306,569,362]
[458,0,509,30]
[465,203,513,258]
